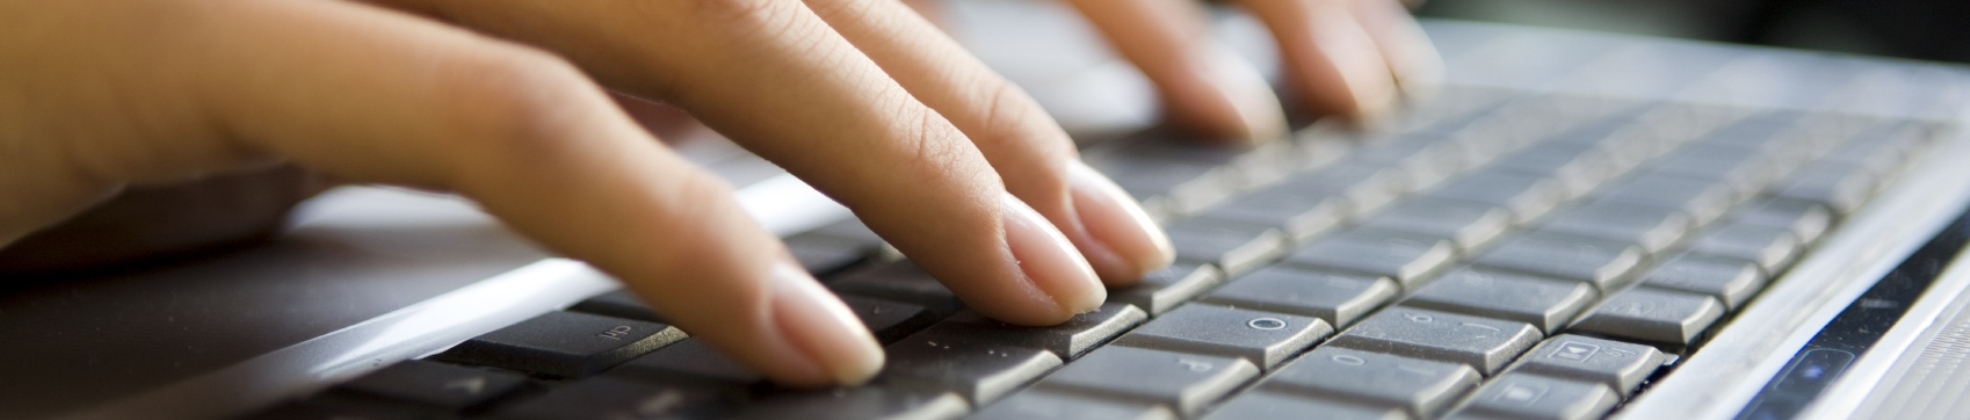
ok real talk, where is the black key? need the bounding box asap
[972,391,1176,420]
[1536,202,1692,253]
[1595,174,1738,224]
[1327,307,1543,375]
[879,334,1063,403]
[1278,162,1408,213]
[1729,198,1833,243]
[1199,266,1399,327]
[1196,186,1350,242]
[1403,268,1598,334]
[1284,229,1459,288]
[335,361,528,412]
[1445,373,1618,420]
[613,339,762,385]
[840,295,938,344]
[1110,263,1225,316]
[1508,335,1666,394]
[1262,347,1481,417]
[1425,171,1567,221]
[1032,346,1259,415]
[495,375,744,420]
[1164,219,1289,276]
[1203,392,1411,420]
[246,399,427,420]
[1688,223,1802,271]
[1087,153,1234,215]
[921,303,1147,360]
[434,311,686,378]
[1571,288,1726,347]
[726,388,968,420]
[1358,197,1514,250]
[1773,162,1878,214]
[827,262,963,316]
[1641,254,1768,310]
[1473,232,1646,291]
[785,233,873,275]
[1113,305,1333,369]
[568,290,664,324]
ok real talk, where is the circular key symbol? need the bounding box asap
[1249,317,1287,330]
[1331,355,1367,365]
[1404,312,1434,323]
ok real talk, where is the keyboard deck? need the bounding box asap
[244,82,1941,420]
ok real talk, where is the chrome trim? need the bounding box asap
[1616,120,1970,419]
[1808,245,1970,418]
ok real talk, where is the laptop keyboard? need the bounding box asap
[248,86,1939,420]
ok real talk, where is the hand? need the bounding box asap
[1061,0,1441,140]
[0,0,1173,387]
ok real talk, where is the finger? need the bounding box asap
[1065,0,1289,142]
[798,0,1172,284]
[1238,0,1402,123]
[369,0,1105,325]
[1349,0,1443,99]
[162,0,877,386]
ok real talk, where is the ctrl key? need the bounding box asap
[434,311,687,378]
[1445,373,1617,420]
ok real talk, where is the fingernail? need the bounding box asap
[1199,47,1290,143]
[1002,192,1105,315]
[770,262,884,385]
[1068,161,1174,282]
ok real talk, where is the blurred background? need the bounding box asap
[1419,0,1970,63]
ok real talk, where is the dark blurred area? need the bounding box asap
[1419,0,1970,63]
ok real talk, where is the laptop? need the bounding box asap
[7,2,1970,419]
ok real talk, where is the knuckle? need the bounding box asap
[430,46,593,159]
[683,0,802,33]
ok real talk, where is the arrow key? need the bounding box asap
[336,360,529,412]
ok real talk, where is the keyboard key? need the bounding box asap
[1688,223,1802,271]
[1198,266,1399,327]
[1473,232,1646,291]
[1425,171,1567,222]
[727,388,968,420]
[496,375,744,420]
[839,295,938,344]
[1649,146,1781,195]
[1536,202,1692,253]
[1113,305,1333,369]
[1110,263,1225,316]
[1197,187,1349,243]
[785,233,874,275]
[1571,288,1726,347]
[1164,219,1289,276]
[1279,162,1408,213]
[972,391,1176,420]
[827,262,964,316]
[434,311,686,378]
[336,361,528,412]
[1641,254,1768,310]
[1773,162,1879,214]
[568,290,665,324]
[1327,307,1543,375]
[1262,347,1481,417]
[879,334,1063,403]
[613,339,762,385]
[1203,392,1411,420]
[1033,346,1259,415]
[1403,269,1598,334]
[1284,229,1459,288]
[1491,143,1619,197]
[1359,197,1514,250]
[1729,198,1833,243]
[1088,153,1234,215]
[923,303,1147,360]
[1445,373,1618,420]
[1595,174,1739,225]
[1508,335,1666,394]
